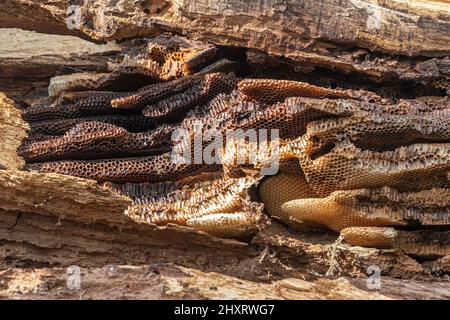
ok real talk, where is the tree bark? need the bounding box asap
[0,28,120,102]
[2,264,450,300]
[0,0,449,300]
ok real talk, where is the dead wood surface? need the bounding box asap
[0,2,449,300]
[1,1,449,82]
[0,29,120,102]
[2,264,449,300]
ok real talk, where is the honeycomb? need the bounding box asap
[186,212,259,238]
[119,39,219,81]
[18,56,450,248]
[28,114,156,136]
[280,187,450,232]
[141,73,237,120]
[288,140,450,195]
[259,172,318,222]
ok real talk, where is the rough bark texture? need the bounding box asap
[0,0,449,300]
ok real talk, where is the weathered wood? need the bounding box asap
[0,165,435,282]
[0,29,120,101]
[1,1,449,81]
[0,1,449,300]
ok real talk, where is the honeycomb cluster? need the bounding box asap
[19,59,450,247]
[290,140,450,195]
[28,114,156,136]
[23,92,131,122]
[109,175,261,237]
[22,73,238,182]
[141,73,237,120]
[45,36,222,97]
[341,228,450,257]
[111,76,199,109]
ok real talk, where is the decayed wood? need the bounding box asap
[0,206,253,273]
[0,265,393,299]
[2,264,450,300]
[0,29,120,102]
[0,170,132,227]
[0,1,449,300]
[1,1,449,81]
[0,167,437,282]
[0,93,28,170]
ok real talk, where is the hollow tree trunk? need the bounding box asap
[0,0,449,299]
